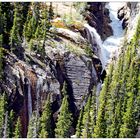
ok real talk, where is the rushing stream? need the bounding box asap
[102,2,125,67]
[84,2,125,71]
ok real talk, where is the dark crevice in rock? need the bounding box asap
[100,69,106,82]
[84,2,113,40]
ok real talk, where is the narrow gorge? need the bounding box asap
[0,2,140,138]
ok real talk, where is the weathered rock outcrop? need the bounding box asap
[0,28,102,137]
[118,2,140,30]
[84,2,113,40]
[117,3,131,29]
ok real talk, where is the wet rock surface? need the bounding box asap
[84,2,113,41]
[0,28,102,137]
[118,2,140,30]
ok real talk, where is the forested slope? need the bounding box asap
[0,2,140,138]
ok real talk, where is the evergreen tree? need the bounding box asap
[55,95,72,138]
[55,82,72,138]
[0,93,6,137]
[39,94,53,138]
[9,6,21,52]
[93,63,114,138]
[29,39,34,51]
[48,2,54,21]
[23,3,39,41]
[27,111,39,138]
[8,110,15,138]
[14,117,22,138]
[75,107,84,138]
[81,95,92,138]
[23,7,32,41]
[62,81,67,96]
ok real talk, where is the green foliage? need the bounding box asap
[76,86,97,138]
[81,94,92,138]
[9,6,21,51]
[14,117,22,138]
[55,82,72,138]
[39,94,53,138]
[8,110,15,138]
[0,93,6,137]
[85,46,93,57]
[27,111,39,138]
[48,2,54,21]
[93,63,114,138]
[29,39,34,51]
[55,95,72,138]
[61,81,67,96]
[92,17,140,138]
[76,108,84,138]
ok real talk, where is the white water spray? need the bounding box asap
[84,2,124,71]
[84,23,107,70]
[103,2,125,66]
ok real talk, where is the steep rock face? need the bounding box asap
[84,2,113,40]
[0,28,101,137]
[117,3,131,29]
[118,2,140,30]
[1,52,61,137]
[64,53,98,111]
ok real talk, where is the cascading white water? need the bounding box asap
[84,24,108,70]
[27,79,32,121]
[84,2,125,71]
[102,2,125,66]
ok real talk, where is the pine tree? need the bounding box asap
[119,51,139,138]
[9,6,21,52]
[90,86,97,137]
[27,111,39,138]
[81,95,92,138]
[14,117,22,138]
[55,95,72,138]
[93,63,114,138]
[48,2,54,21]
[23,7,32,41]
[75,107,84,138]
[55,82,72,138]
[23,3,39,41]
[0,93,6,137]
[8,110,15,138]
[62,81,67,96]
[39,94,53,138]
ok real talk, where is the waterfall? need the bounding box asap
[84,2,124,71]
[84,23,108,70]
[27,79,32,121]
[103,2,124,65]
